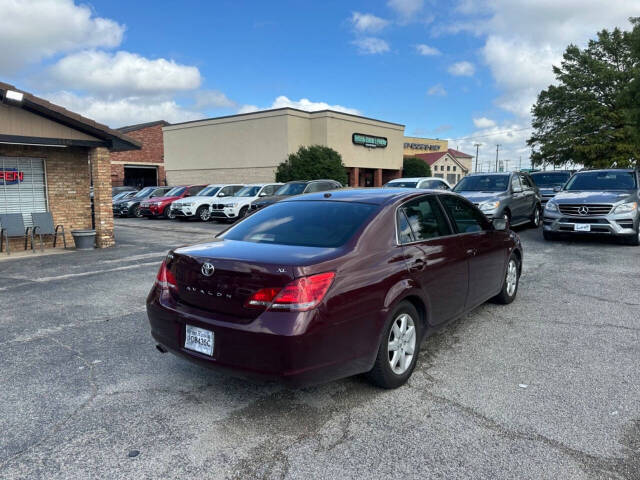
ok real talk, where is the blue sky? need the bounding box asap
[1,0,639,167]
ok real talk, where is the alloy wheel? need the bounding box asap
[199,208,211,221]
[134,206,142,218]
[506,259,518,296]
[534,207,540,226]
[387,313,416,375]
[166,208,176,220]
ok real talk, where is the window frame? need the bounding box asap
[438,194,492,235]
[394,194,455,246]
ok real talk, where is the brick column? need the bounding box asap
[89,147,115,248]
[374,168,383,187]
[349,167,360,187]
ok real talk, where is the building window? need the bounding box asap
[0,156,47,227]
[453,166,456,171]
[447,165,450,171]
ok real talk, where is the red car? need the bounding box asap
[147,189,523,388]
[139,185,206,219]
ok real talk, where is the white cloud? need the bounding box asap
[270,96,360,115]
[451,0,640,122]
[350,12,389,33]
[44,91,204,127]
[352,37,390,55]
[448,61,475,76]
[416,44,441,56]
[194,90,236,109]
[473,117,496,128]
[47,50,202,96]
[427,84,447,96]
[387,0,424,20]
[0,0,124,73]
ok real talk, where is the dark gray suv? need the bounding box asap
[542,169,640,245]
[453,172,542,228]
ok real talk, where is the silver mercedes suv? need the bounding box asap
[542,169,640,245]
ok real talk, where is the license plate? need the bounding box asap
[184,325,214,356]
[574,224,591,232]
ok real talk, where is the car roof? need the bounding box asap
[285,179,340,184]
[466,172,513,176]
[530,170,572,174]
[203,184,245,188]
[281,188,451,206]
[243,182,284,187]
[574,168,636,173]
[387,177,446,182]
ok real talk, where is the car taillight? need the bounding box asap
[245,272,335,312]
[155,260,177,290]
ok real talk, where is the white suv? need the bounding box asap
[210,183,282,221]
[170,184,244,221]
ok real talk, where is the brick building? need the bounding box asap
[110,120,169,188]
[0,82,139,251]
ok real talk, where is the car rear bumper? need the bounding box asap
[543,212,638,236]
[146,290,377,387]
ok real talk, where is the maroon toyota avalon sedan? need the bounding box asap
[147,189,523,388]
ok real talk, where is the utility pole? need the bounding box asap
[504,159,509,172]
[474,143,481,172]
[518,156,522,170]
[495,144,501,172]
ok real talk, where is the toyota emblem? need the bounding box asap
[578,206,589,215]
[201,263,215,277]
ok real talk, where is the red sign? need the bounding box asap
[0,169,24,185]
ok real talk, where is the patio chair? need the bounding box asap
[31,212,67,252]
[0,213,32,255]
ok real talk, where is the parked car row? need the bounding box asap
[114,168,640,246]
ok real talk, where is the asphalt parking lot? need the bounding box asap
[1,217,638,480]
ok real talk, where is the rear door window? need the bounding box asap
[439,195,486,234]
[188,186,204,196]
[398,196,451,242]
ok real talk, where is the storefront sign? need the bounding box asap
[404,142,442,151]
[0,169,24,185]
[353,133,387,148]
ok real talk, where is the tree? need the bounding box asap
[275,145,348,185]
[528,20,640,169]
[402,157,432,177]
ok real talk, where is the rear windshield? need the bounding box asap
[275,183,307,196]
[221,201,377,248]
[564,171,636,191]
[386,181,418,188]
[165,186,186,196]
[453,175,510,192]
[531,172,571,188]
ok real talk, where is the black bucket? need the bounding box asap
[71,229,96,250]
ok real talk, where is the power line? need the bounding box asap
[450,126,533,142]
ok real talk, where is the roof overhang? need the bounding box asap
[0,82,141,152]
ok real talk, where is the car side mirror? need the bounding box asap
[259,192,268,196]
[218,193,225,197]
[553,185,562,192]
[512,186,522,193]
[492,218,508,231]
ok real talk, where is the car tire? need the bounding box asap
[365,301,421,389]
[133,206,142,218]
[501,211,510,229]
[197,206,211,222]
[492,254,520,305]
[542,230,556,241]
[529,204,541,228]
[238,206,248,220]
[164,206,176,220]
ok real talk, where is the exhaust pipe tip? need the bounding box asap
[156,344,168,354]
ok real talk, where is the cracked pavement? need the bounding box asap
[0,217,638,479]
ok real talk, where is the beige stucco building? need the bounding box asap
[403,136,448,156]
[163,108,405,187]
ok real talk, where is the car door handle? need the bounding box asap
[408,258,426,272]
[466,248,478,257]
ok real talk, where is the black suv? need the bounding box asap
[249,179,342,211]
[530,170,573,205]
[114,186,172,217]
